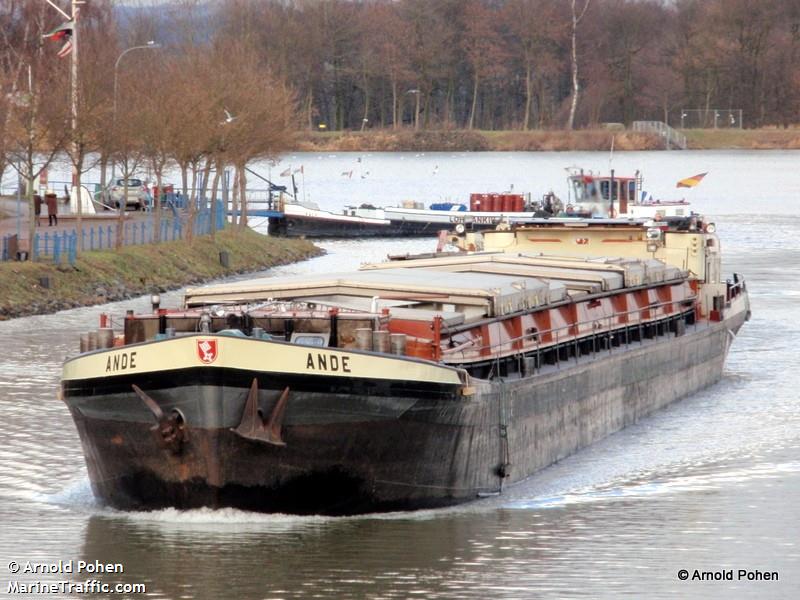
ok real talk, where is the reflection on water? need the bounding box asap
[1,152,799,598]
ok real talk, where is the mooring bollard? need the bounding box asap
[219,251,230,268]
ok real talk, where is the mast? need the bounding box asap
[609,168,615,217]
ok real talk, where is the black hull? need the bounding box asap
[267,215,497,238]
[70,418,472,515]
[63,300,748,515]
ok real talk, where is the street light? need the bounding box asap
[113,41,160,118]
[111,41,161,182]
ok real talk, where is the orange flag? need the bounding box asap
[676,172,707,188]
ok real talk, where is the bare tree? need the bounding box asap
[462,1,506,130]
[111,72,146,250]
[401,0,454,130]
[2,3,69,254]
[567,0,591,130]
[503,0,567,130]
[368,3,413,129]
[200,36,296,231]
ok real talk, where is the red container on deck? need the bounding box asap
[470,193,481,212]
[503,194,514,212]
[480,193,491,212]
[513,194,524,212]
[491,194,502,212]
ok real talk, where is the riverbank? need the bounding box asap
[294,127,800,152]
[0,228,321,320]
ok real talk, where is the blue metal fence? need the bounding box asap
[1,203,225,266]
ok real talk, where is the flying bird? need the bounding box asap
[221,108,237,124]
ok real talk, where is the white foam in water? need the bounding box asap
[38,477,99,511]
[38,476,495,526]
[506,460,800,510]
[118,506,334,528]
[111,503,479,530]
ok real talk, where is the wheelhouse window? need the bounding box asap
[571,177,597,202]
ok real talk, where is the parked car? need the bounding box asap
[107,178,151,211]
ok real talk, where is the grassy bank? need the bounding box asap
[0,228,321,320]
[681,128,800,149]
[295,127,800,152]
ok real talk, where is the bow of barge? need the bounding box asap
[61,215,749,515]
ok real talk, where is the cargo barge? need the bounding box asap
[266,169,690,238]
[61,215,748,515]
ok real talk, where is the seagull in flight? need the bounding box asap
[221,108,237,124]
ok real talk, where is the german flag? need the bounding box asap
[42,21,73,41]
[676,172,707,188]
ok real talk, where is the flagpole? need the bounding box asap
[42,0,83,250]
[44,0,70,19]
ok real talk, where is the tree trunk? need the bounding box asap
[26,153,35,257]
[186,161,197,244]
[116,171,128,250]
[567,0,591,130]
[391,79,398,130]
[209,159,221,240]
[199,158,212,205]
[180,162,188,199]
[468,75,479,130]
[99,155,108,194]
[567,22,580,130]
[239,163,248,229]
[445,79,454,126]
[154,168,163,243]
[230,167,239,228]
[361,73,370,132]
[524,64,533,131]
[306,89,314,130]
[414,90,421,130]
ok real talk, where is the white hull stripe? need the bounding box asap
[62,335,463,385]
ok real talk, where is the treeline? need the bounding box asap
[211,0,799,131]
[2,0,798,200]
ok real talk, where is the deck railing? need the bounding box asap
[441,296,698,377]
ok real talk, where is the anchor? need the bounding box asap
[233,379,289,446]
[132,384,188,453]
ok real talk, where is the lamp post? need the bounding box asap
[111,41,161,183]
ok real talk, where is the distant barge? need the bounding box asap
[267,170,690,238]
[61,213,748,514]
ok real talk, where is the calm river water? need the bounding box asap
[1,151,798,599]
